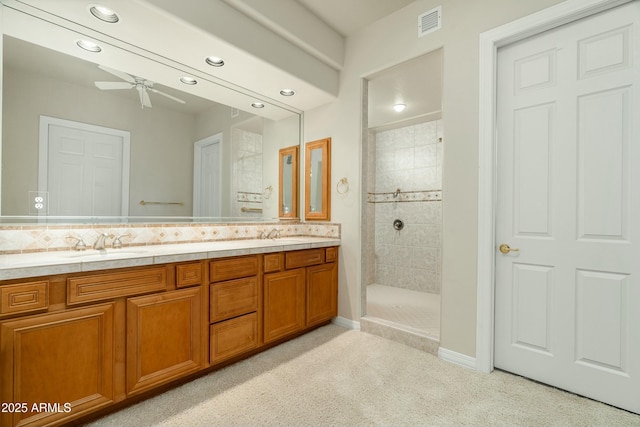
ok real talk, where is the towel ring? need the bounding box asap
[263,185,273,199]
[336,177,349,195]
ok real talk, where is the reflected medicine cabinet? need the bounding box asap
[304,137,331,221]
[279,145,299,218]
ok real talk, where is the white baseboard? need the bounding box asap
[332,316,361,330]
[438,347,477,370]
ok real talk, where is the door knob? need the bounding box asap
[499,243,519,254]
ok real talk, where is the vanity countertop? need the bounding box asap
[0,237,341,281]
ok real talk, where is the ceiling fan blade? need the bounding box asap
[98,64,137,83]
[148,87,186,104]
[94,81,134,90]
[137,86,152,108]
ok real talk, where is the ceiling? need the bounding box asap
[368,49,442,131]
[4,35,216,115]
[2,0,440,127]
[297,0,415,36]
[296,0,442,129]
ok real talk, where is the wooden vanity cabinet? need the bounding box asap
[263,268,306,343]
[263,246,338,343]
[0,303,117,427]
[0,246,337,426]
[0,262,203,426]
[126,286,203,395]
[208,256,261,364]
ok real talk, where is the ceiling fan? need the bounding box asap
[94,65,186,109]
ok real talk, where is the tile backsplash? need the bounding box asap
[0,221,340,254]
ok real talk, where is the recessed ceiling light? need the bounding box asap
[393,103,407,112]
[89,5,120,23]
[76,40,102,52]
[180,76,198,85]
[205,56,225,67]
[251,102,265,109]
[280,89,295,97]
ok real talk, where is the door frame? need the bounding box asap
[476,0,632,373]
[38,115,131,216]
[192,133,222,217]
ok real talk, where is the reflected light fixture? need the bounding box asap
[393,103,407,112]
[76,40,102,52]
[89,5,120,23]
[180,76,198,85]
[205,56,225,67]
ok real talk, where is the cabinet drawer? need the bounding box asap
[0,281,48,316]
[68,267,167,305]
[210,256,259,282]
[210,312,259,364]
[210,277,258,323]
[285,248,325,269]
[176,262,202,288]
[325,247,338,263]
[264,253,283,273]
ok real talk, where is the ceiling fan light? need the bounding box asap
[76,40,102,52]
[180,76,198,85]
[90,5,120,23]
[205,56,225,67]
[251,102,265,109]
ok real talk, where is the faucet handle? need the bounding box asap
[66,235,87,251]
[112,234,131,249]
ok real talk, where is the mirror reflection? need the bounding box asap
[279,145,299,218]
[1,33,300,221]
[305,137,331,221]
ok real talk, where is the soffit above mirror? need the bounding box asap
[2,0,338,115]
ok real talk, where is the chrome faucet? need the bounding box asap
[66,235,87,251]
[266,228,281,239]
[93,233,112,250]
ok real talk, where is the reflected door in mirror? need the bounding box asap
[304,138,331,221]
[279,146,299,218]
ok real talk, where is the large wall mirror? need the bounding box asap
[0,2,302,224]
[304,137,331,221]
[279,146,299,219]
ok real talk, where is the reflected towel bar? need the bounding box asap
[241,207,263,213]
[139,200,184,206]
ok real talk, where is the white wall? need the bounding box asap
[2,65,195,216]
[304,0,564,357]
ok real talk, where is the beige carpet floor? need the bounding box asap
[85,324,640,427]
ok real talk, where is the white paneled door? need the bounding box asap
[40,116,130,217]
[193,134,222,217]
[495,2,640,413]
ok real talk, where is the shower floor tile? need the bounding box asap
[366,284,440,340]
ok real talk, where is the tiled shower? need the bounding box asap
[363,119,443,344]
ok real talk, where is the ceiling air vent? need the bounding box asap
[418,6,441,37]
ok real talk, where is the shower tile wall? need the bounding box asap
[373,120,442,294]
[232,128,263,217]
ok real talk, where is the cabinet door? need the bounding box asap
[263,269,305,344]
[306,262,338,327]
[126,287,202,395]
[0,304,116,427]
[210,312,259,364]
